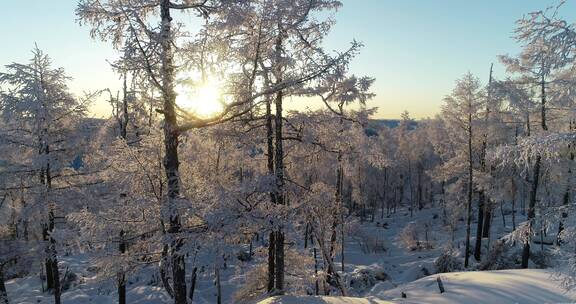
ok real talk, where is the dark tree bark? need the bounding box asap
[417,163,423,210]
[42,224,54,291]
[304,223,309,249]
[408,160,414,217]
[522,155,540,268]
[0,267,8,304]
[512,125,519,231]
[464,110,473,268]
[313,248,319,296]
[558,149,573,244]
[267,232,275,293]
[159,244,174,298]
[121,71,128,139]
[39,144,54,294]
[274,230,284,292]
[215,265,221,304]
[521,72,547,268]
[381,167,388,219]
[39,139,60,304]
[48,210,61,304]
[188,267,197,303]
[159,1,186,302]
[118,230,126,304]
[482,205,492,238]
[272,25,285,292]
[474,191,485,261]
[318,233,346,296]
[337,160,345,273]
[474,64,493,260]
[512,179,517,231]
[266,96,276,292]
[540,75,547,131]
[398,174,404,212]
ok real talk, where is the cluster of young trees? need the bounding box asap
[433,3,576,271]
[1,1,576,304]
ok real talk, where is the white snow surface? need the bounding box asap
[258,295,393,303]
[5,208,575,303]
[260,269,575,304]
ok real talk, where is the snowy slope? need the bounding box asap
[258,295,393,304]
[260,269,575,304]
[4,207,571,304]
[372,269,576,304]
[5,253,175,304]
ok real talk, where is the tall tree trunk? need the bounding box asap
[118,230,126,304]
[39,148,54,292]
[521,73,547,268]
[118,67,129,303]
[48,209,61,304]
[340,209,345,273]
[474,191,485,261]
[512,125,519,231]
[273,24,285,292]
[0,267,8,304]
[273,93,285,291]
[43,143,60,304]
[267,232,275,293]
[464,111,473,268]
[381,167,387,219]
[121,71,128,139]
[540,74,547,132]
[482,204,492,238]
[441,181,448,225]
[522,155,540,268]
[474,64,493,260]
[318,236,346,296]
[313,248,319,296]
[42,223,54,291]
[558,148,573,244]
[417,163,423,210]
[337,158,344,273]
[512,178,517,231]
[188,267,197,303]
[159,1,186,302]
[336,114,345,273]
[304,223,309,249]
[148,90,155,131]
[266,96,276,292]
[215,264,221,304]
[398,175,404,213]
[274,231,284,292]
[408,161,414,217]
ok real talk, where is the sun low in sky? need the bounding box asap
[176,75,226,119]
[1,1,576,119]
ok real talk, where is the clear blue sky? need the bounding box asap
[1,0,575,119]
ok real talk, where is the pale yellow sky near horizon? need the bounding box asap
[5,1,574,121]
[85,87,439,121]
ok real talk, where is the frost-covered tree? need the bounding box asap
[76,0,362,299]
[439,72,484,268]
[499,6,571,268]
[0,47,91,304]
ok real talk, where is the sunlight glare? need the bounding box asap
[176,77,225,118]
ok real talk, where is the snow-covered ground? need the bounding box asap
[258,295,392,303]
[373,269,575,304]
[260,269,575,304]
[4,207,571,303]
[5,253,171,304]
